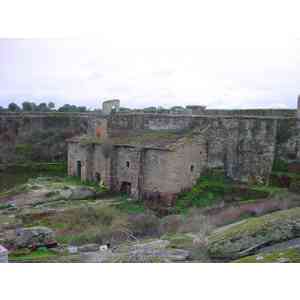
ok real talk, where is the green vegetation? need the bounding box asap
[174,171,289,214]
[162,233,194,249]
[15,144,33,156]
[79,129,194,147]
[235,248,300,263]
[116,196,146,214]
[208,207,300,260]
[175,174,229,213]
[9,247,58,262]
[29,205,129,246]
[272,159,289,172]
[62,176,109,193]
[0,163,67,195]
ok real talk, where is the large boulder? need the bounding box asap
[235,248,300,263]
[127,213,160,238]
[99,240,191,263]
[15,226,57,249]
[69,186,96,200]
[159,215,184,235]
[78,243,100,252]
[207,207,300,260]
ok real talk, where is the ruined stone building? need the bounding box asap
[68,129,207,202]
[67,99,300,201]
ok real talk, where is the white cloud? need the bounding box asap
[1,3,300,110]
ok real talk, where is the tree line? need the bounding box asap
[0,102,90,113]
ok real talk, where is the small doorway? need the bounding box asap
[76,161,82,178]
[95,172,101,184]
[120,181,132,195]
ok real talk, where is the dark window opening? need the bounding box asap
[126,161,130,168]
[76,161,82,178]
[190,165,194,172]
[120,181,132,195]
[95,172,101,183]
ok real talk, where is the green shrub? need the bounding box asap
[116,196,145,214]
[272,159,288,172]
[175,174,229,213]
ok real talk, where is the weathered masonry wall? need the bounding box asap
[205,109,296,117]
[200,117,278,182]
[142,138,207,200]
[107,113,299,164]
[68,142,92,180]
[0,112,102,164]
[108,114,283,183]
[107,114,195,136]
[68,138,209,200]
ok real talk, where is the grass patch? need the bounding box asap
[162,233,194,249]
[272,159,289,172]
[174,172,288,213]
[116,196,145,214]
[235,248,300,263]
[32,205,129,246]
[63,176,108,193]
[175,174,231,213]
[9,247,58,262]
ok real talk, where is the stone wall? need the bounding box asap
[68,136,208,200]
[143,138,207,198]
[108,114,282,183]
[205,109,296,117]
[68,142,93,180]
[107,113,194,136]
[0,112,100,164]
[102,99,120,115]
[200,117,278,183]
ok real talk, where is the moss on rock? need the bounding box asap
[234,248,300,263]
[208,207,300,260]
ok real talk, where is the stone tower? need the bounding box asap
[102,99,120,115]
[298,95,300,119]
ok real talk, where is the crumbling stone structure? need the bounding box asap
[186,105,206,115]
[102,99,120,115]
[68,131,207,203]
[67,100,300,201]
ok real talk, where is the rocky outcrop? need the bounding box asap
[69,186,96,200]
[15,226,57,249]
[235,247,300,263]
[207,207,300,260]
[0,113,92,164]
[99,240,190,263]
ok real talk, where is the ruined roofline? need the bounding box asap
[112,144,172,151]
[67,137,172,151]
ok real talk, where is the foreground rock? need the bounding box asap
[0,178,97,208]
[15,226,57,249]
[80,239,191,263]
[207,207,300,260]
[68,187,96,200]
[235,247,300,263]
[78,243,100,252]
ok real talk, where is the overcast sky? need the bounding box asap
[1,1,300,109]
